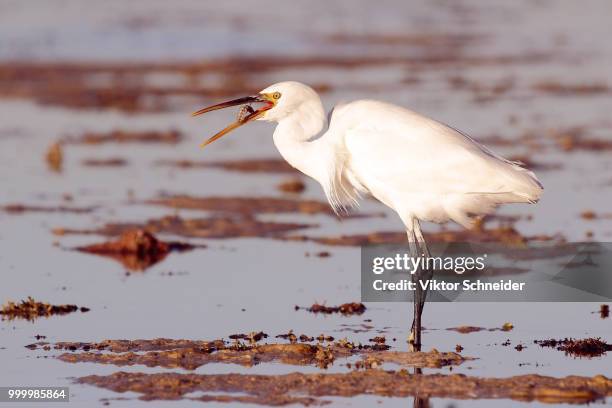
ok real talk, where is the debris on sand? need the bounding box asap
[64,130,183,145]
[76,371,612,405]
[82,158,128,167]
[275,332,333,345]
[155,158,296,174]
[534,338,611,358]
[296,302,366,316]
[299,334,314,342]
[278,179,306,193]
[600,304,609,319]
[45,141,63,172]
[275,331,298,344]
[352,356,382,369]
[365,341,390,351]
[0,297,89,321]
[317,334,335,342]
[55,215,312,240]
[447,323,513,334]
[332,338,390,352]
[228,332,268,343]
[369,336,386,344]
[75,229,196,271]
[25,342,48,350]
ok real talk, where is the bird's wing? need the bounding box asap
[333,100,542,202]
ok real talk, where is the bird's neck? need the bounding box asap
[272,103,328,182]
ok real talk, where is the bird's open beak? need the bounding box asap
[192,94,275,148]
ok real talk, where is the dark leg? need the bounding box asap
[409,219,432,351]
[406,226,420,350]
[410,267,425,350]
[409,271,420,350]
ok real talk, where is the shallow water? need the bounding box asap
[1,0,611,406]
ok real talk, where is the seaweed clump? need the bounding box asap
[296,302,366,316]
[600,304,609,319]
[75,370,612,405]
[447,323,513,334]
[278,179,306,193]
[75,229,195,271]
[534,338,611,358]
[0,297,89,321]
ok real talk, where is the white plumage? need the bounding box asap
[260,82,542,228]
[193,80,543,349]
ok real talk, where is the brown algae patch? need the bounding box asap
[325,32,482,48]
[476,125,612,153]
[64,130,183,145]
[1,204,95,214]
[229,331,269,343]
[580,211,612,220]
[600,304,609,319]
[289,225,557,246]
[0,297,89,321]
[552,128,612,152]
[52,338,467,370]
[58,343,339,370]
[55,215,312,240]
[146,195,361,217]
[54,339,225,353]
[447,326,487,334]
[532,81,610,96]
[0,54,551,111]
[278,179,306,193]
[534,338,611,358]
[75,371,611,405]
[447,323,514,334]
[296,302,366,316]
[81,158,128,167]
[155,158,296,173]
[75,229,196,271]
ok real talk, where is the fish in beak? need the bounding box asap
[192,94,275,148]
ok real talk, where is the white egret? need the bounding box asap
[192,81,543,349]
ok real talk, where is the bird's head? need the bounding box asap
[192,81,321,148]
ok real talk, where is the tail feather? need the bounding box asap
[505,163,544,203]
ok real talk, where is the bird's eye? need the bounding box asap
[272,92,281,100]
